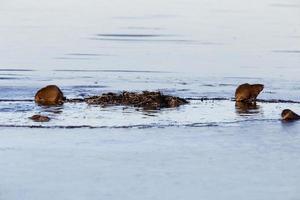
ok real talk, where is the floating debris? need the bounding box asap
[85,91,188,109]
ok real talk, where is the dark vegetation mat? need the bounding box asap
[84,91,188,109]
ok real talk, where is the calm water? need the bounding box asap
[1,0,299,76]
[0,0,300,199]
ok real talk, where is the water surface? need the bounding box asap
[0,0,300,199]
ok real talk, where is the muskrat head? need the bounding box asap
[250,84,264,99]
[281,109,300,121]
[252,84,264,92]
[34,85,65,106]
[281,109,291,118]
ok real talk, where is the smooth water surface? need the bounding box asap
[1,124,300,200]
[0,0,299,77]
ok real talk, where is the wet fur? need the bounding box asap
[281,109,300,121]
[35,85,65,105]
[235,83,264,102]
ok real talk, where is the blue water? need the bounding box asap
[0,0,300,199]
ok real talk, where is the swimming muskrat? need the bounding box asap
[35,85,65,105]
[29,114,51,122]
[235,83,264,102]
[281,109,300,121]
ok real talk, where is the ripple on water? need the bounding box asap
[53,69,169,73]
[269,3,300,8]
[0,69,35,72]
[97,34,171,37]
[0,77,19,80]
[272,50,300,53]
[0,100,298,129]
[91,32,219,45]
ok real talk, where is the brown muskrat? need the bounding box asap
[235,83,264,102]
[35,85,65,105]
[281,109,300,121]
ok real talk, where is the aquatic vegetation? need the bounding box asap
[85,91,188,110]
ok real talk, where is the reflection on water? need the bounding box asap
[235,102,261,115]
[37,105,64,114]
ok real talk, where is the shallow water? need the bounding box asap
[0,0,300,199]
[1,70,300,128]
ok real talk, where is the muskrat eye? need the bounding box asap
[281,109,291,117]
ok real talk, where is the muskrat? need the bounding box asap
[29,115,50,122]
[281,109,300,121]
[35,85,65,105]
[235,83,264,102]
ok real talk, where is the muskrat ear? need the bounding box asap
[252,84,264,91]
[259,84,264,92]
